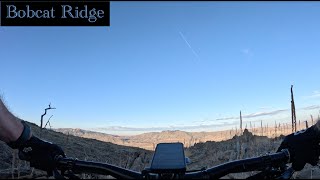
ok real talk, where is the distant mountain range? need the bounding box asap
[53,125,295,150]
[53,128,229,150]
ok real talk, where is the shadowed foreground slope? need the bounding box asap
[1,123,320,179]
[0,121,153,179]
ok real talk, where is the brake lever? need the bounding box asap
[276,167,294,179]
[52,168,65,179]
[64,170,80,179]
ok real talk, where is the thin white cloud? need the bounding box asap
[192,118,211,124]
[300,105,320,111]
[90,122,237,133]
[302,90,320,99]
[241,48,254,57]
[179,31,199,59]
[215,116,236,121]
[258,106,274,110]
[246,110,289,117]
[216,109,289,121]
[242,49,250,54]
[90,104,320,135]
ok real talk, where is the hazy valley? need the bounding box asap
[54,120,311,150]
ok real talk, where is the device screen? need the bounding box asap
[150,143,186,172]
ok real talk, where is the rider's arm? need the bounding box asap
[0,97,65,173]
[0,98,28,143]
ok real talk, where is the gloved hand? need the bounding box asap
[6,121,65,173]
[277,125,320,171]
[18,136,66,172]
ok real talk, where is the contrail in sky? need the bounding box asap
[179,31,199,59]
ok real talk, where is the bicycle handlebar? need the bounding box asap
[54,149,290,179]
[56,157,143,179]
[183,149,290,179]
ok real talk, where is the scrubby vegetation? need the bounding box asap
[1,121,319,179]
[0,121,153,179]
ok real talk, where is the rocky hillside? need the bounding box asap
[54,128,245,150]
[55,118,317,151]
[185,129,320,179]
[54,128,127,148]
[0,121,153,179]
[1,122,319,179]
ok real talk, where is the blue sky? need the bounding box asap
[1,2,320,135]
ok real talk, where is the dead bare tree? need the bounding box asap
[274,121,277,138]
[40,103,56,137]
[311,115,314,125]
[240,111,243,135]
[11,150,15,179]
[67,132,70,144]
[44,115,53,129]
[238,111,243,160]
[291,85,297,133]
[253,122,255,135]
[261,120,263,136]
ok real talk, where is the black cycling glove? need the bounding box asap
[7,121,65,172]
[277,124,320,171]
[17,136,66,172]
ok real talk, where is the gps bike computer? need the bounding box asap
[148,143,186,174]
